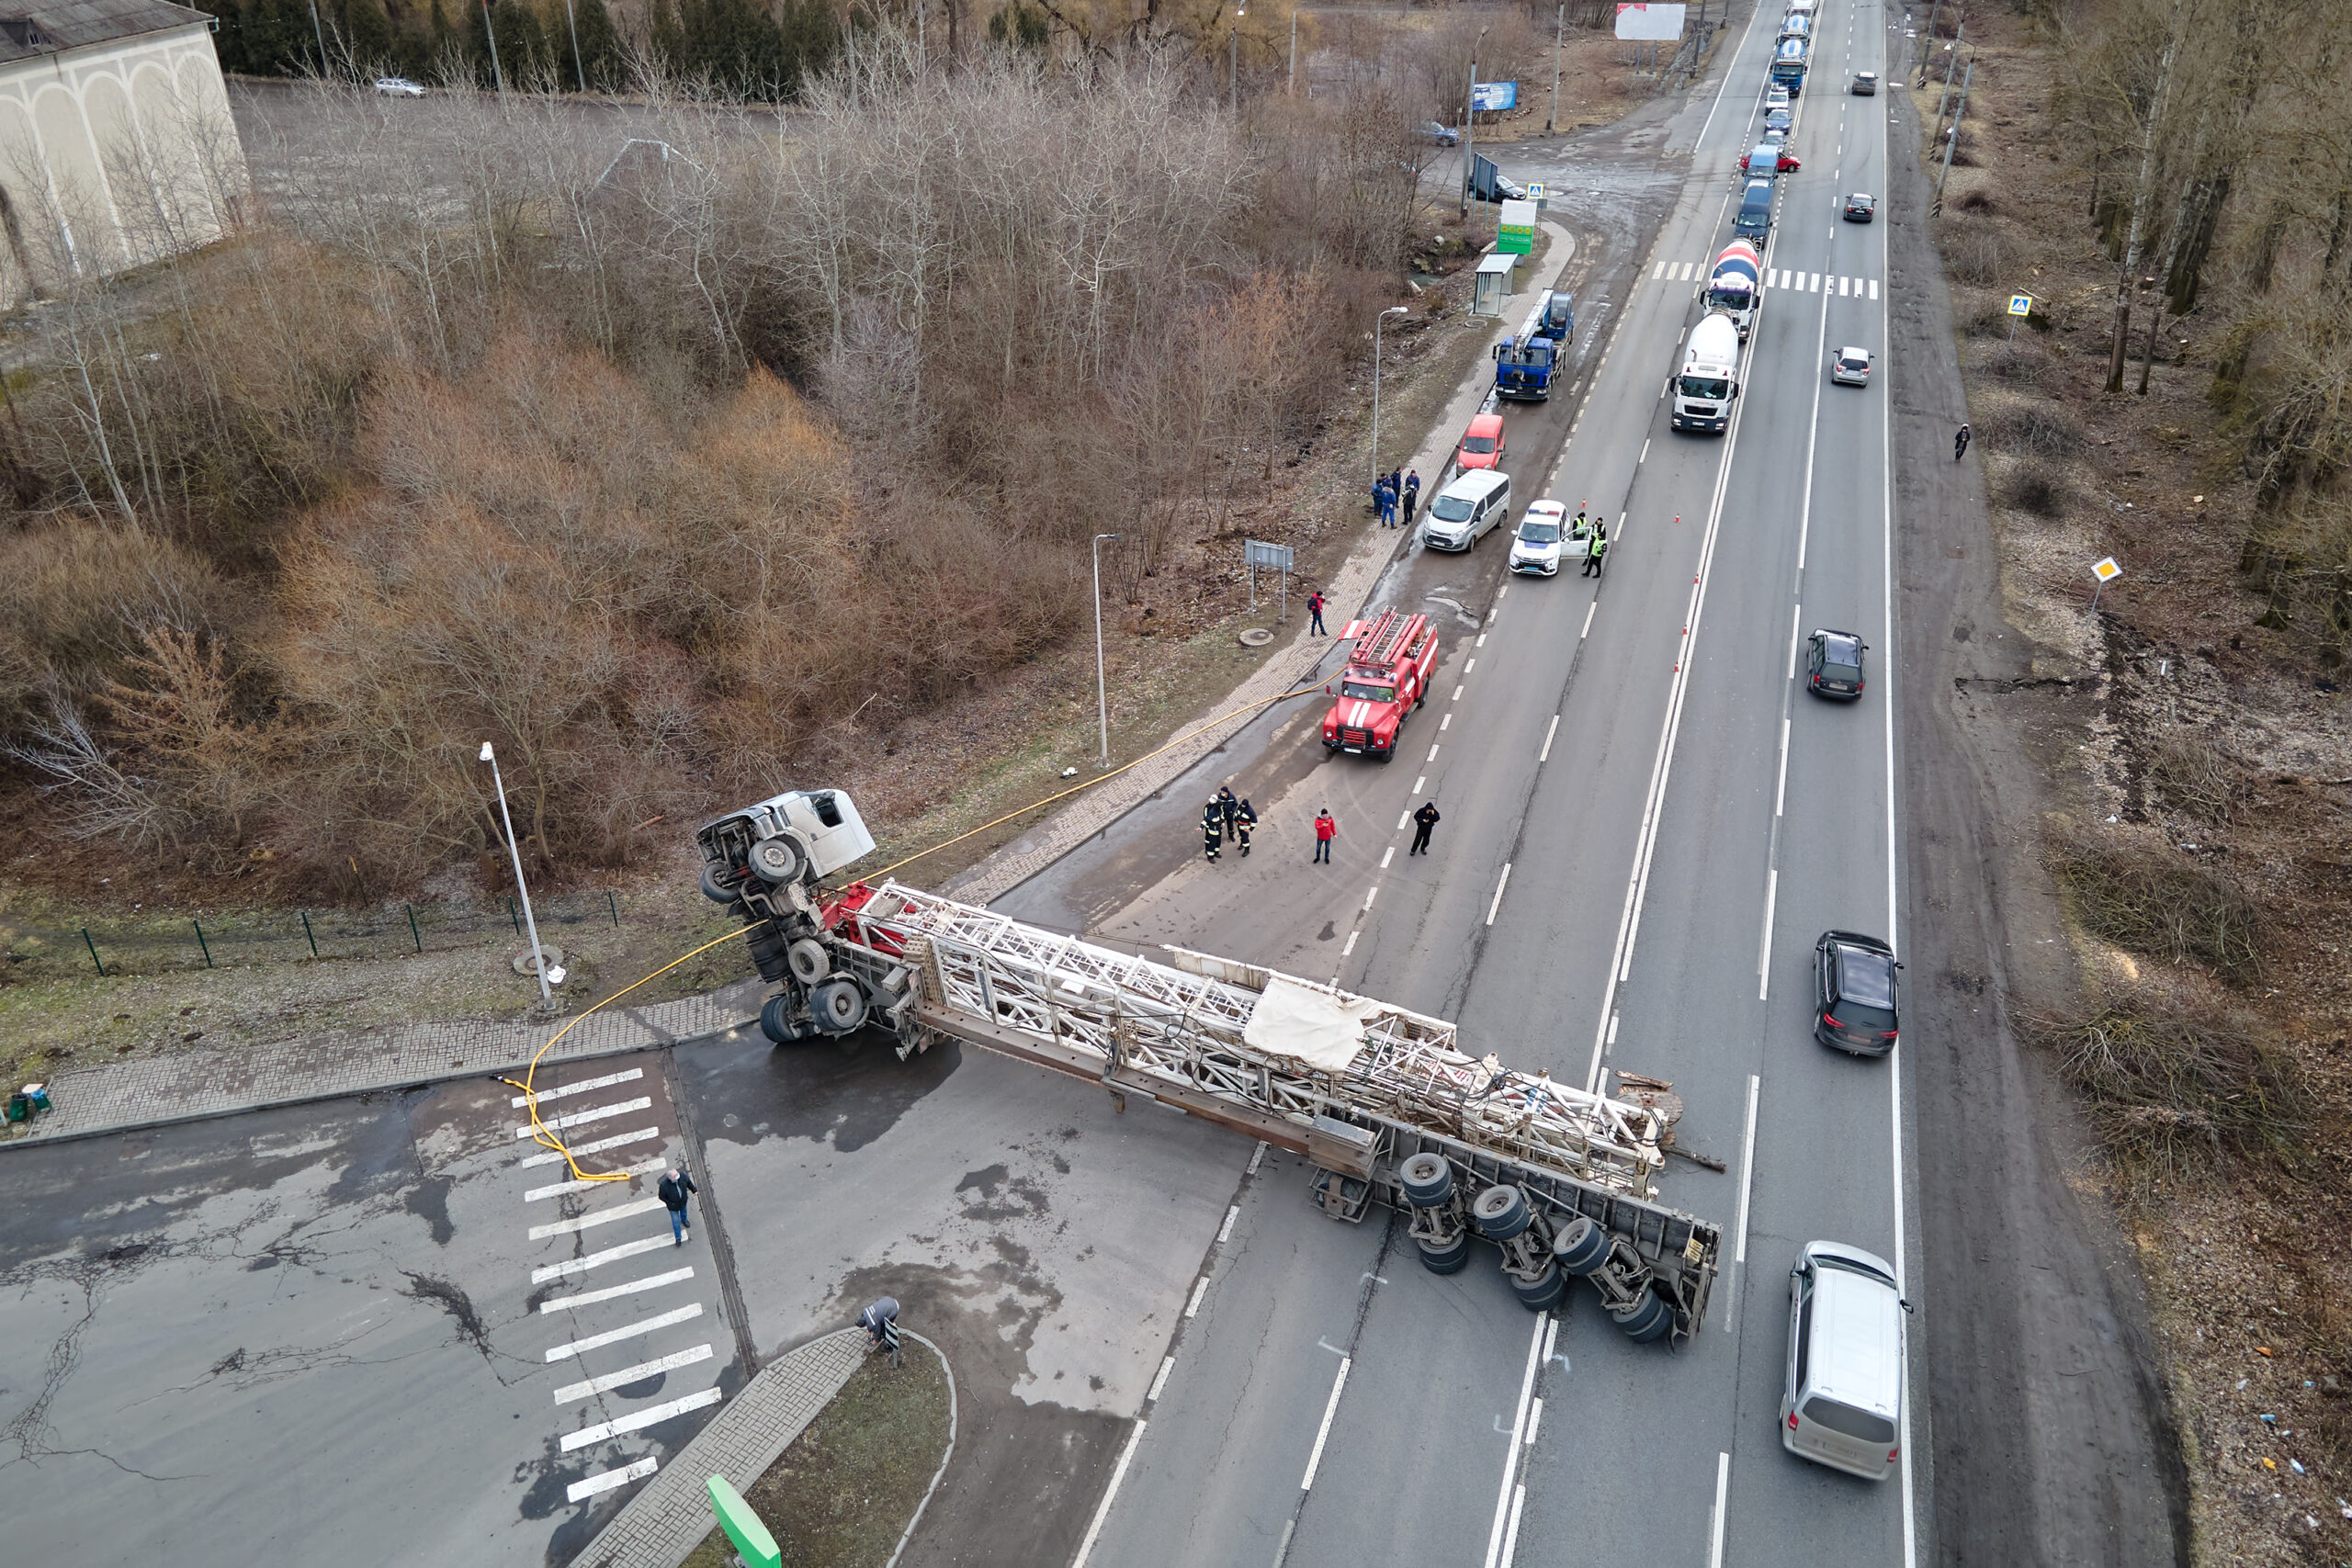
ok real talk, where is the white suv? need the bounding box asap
[1510,500,1570,575]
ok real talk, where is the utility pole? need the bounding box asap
[1092,535,1122,766]
[1231,2,1246,114]
[1372,306,1406,486]
[1288,6,1297,94]
[480,743,555,1011]
[481,0,506,93]
[1915,0,1940,86]
[1932,18,1964,125]
[305,0,328,75]
[1547,3,1564,133]
[561,0,585,91]
[1934,54,1973,213]
[1460,26,1486,219]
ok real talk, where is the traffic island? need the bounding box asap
[682,1335,954,1568]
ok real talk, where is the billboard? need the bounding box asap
[1497,198,1537,254]
[1471,81,1519,112]
[1614,3,1687,40]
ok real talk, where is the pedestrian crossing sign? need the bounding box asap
[1526,181,1546,202]
[2007,293,2033,317]
[2093,557,2121,582]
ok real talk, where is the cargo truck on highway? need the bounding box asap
[1671,312,1742,434]
[1705,240,1763,340]
[1771,36,1809,94]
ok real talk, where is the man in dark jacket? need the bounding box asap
[1409,800,1441,855]
[1217,786,1240,842]
[1203,798,1224,863]
[1234,798,1257,856]
[1401,470,1421,526]
[659,1166,698,1246]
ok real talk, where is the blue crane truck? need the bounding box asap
[1494,291,1572,400]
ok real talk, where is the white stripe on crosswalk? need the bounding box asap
[561,1387,724,1453]
[567,1457,658,1503]
[1869,278,1880,299]
[1840,276,1851,296]
[1812,273,1823,292]
[514,1097,652,1139]
[526,1158,667,1202]
[518,1127,661,1168]
[531,1234,673,1284]
[554,1344,714,1404]
[541,1266,695,1314]
[546,1303,703,1362]
[527,1196,665,1241]
[1651,259,1665,278]
[512,1068,643,1110]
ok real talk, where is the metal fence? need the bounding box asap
[3,890,639,980]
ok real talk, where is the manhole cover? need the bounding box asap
[513,944,565,976]
[1238,628,1275,649]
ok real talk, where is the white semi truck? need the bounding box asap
[695,789,1724,1344]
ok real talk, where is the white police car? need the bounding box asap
[1510,499,1573,576]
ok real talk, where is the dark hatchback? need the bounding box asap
[1815,931,1902,1055]
[1805,629,1868,699]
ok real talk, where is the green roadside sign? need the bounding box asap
[709,1475,781,1568]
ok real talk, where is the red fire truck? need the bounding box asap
[1319,608,1439,762]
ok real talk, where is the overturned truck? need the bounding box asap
[698,789,1722,1345]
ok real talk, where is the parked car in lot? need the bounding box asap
[1805,627,1868,694]
[1456,412,1507,471]
[374,75,426,97]
[1782,1241,1907,1482]
[1813,930,1902,1055]
[1830,346,1874,386]
[1415,119,1461,147]
[1851,70,1879,95]
[1845,192,1877,222]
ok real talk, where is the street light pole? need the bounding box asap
[480,742,554,1011]
[1092,534,1122,766]
[1547,3,1563,134]
[1372,305,1407,490]
[1288,6,1297,94]
[1460,26,1486,218]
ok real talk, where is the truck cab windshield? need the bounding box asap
[1340,680,1396,703]
[1706,285,1751,310]
[1679,376,1731,400]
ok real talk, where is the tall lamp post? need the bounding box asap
[481,741,556,1011]
[1092,534,1123,766]
[1460,26,1487,218]
[1372,305,1407,490]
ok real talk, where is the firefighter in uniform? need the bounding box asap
[1217,785,1240,843]
[1234,798,1257,856]
[1203,798,1224,862]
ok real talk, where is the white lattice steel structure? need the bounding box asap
[832,881,1667,1197]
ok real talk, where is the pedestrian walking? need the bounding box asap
[1235,798,1257,856]
[1313,808,1337,863]
[1409,800,1441,855]
[1402,469,1421,525]
[1217,785,1240,842]
[658,1165,698,1246]
[858,1297,901,1359]
[1203,798,1224,863]
[1954,423,1972,462]
[1308,591,1327,636]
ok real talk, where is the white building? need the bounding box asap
[0,0,249,305]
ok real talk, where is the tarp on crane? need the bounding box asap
[1242,976,1386,1073]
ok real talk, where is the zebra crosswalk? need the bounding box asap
[1652,257,1880,299]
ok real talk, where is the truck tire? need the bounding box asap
[1374,743,1394,763]
[1470,1183,1531,1241]
[1510,1261,1566,1312]
[786,939,831,987]
[810,978,868,1034]
[699,863,741,905]
[1399,1153,1453,1208]
[759,995,806,1043]
[748,834,805,886]
[1418,1233,1472,1274]
[1611,1287,1674,1344]
[1552,1214,1611,1277]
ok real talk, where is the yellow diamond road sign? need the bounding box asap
[2093,557,2121,582]
[2007,293,2033,317]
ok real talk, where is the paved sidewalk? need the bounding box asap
[0,979,764,1149]
[570,1328,869,1568]
[948,224,1577,909]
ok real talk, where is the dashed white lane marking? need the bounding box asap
[1427,744,1441,762]
[540,1266,695,1313]
[1500,1483,1530,1567]
[511,1068,643,1109]
[1524,1397,1543,1447]
[1300,1357,1352,1490]
[1476,631,1487,647]
[1342,931,1360,957]
[1482,1317,1548,1568]
[531,1234,673,1285]
[1248,1142,1268,1175]
[1412,775,1427,794]
[1453,684,1464,700]
[1218,1205,1239,1244]
[1465,658,1476,672]
[527,1158,667,1202]
[518,1127,660,1168]
[1486,863,1512,927]
[1397,811,1412,830]
[528,1196,666,1241]
[554,1343,715,1404]
[1071,1420,1148,1568]
[1440,712,1453,730]
[1580,602,1597,640]
[1540,715,1561,761]
[514,1097,652,1138]
[1363,886,1379,911]
[560,1386,724,1451]
[1381,846,1396,868]
[1148,1356,1175,1402]
[546,1303,703,1362]
[1184,1278,1210,1319]
[567,1456,658,1503]
[1707,1450,1732,1568]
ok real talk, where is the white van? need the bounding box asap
[1422,468,1511,552]
[1781,1240,1908,1482]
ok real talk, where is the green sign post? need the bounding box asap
[708,1476,782,1568]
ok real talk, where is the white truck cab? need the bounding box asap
[1670,313,1743,434]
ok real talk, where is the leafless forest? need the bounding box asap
[0,39,1451,896]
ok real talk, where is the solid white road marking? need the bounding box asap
[1775,716,1792,818]
[526,1158,667,1202]
[560,1386,724,1452]
[1736,1075,1762,1269]
[1500,1483,1529,1567]
[1482,1316,1547,1568]
[1300,1358,1352,1490]
[1486,864,1512,927]
[1185,1278,1209,1319]
[1218,1205,1239,1244]
[1540,714,1560,761]
[1707,1451,1731,1568]
[1071,1420,1148,1568]
[518,1127,660,1168]
[541,1266,695,1313]
[1148,1357,1175,1403]
[528,1197,665,1241]
[566,1456,657,1503]
[531,1234,674,1285]
[546,1303,703,1362]
[554,1344,714,1404]
[1758,868,1778,999]
[514,1097,651,1139]
[511,1068,642,1109]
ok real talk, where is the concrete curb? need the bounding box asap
[879,1330,956,1568]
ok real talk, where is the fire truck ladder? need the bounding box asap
[819,880,1722,1342]
[1349,606,1418,670]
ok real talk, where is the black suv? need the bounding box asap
[1814,931,1902,1055]
[1805,629,1868,699]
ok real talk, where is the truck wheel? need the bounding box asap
[1511,1261,1566,1312]
[810,978,868,1034]
[759,995,806,1043]
[1399,1152,1453,1208]
[748,834,805,886]
[699,863,741,905]
[1419,1233,1472,1274]
[1552,1214,1611,1277]
[1375,744,1394,763]
[786,939,831,986]
[1612,1287,1674,1344]
[1470,1183,1531,1241]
